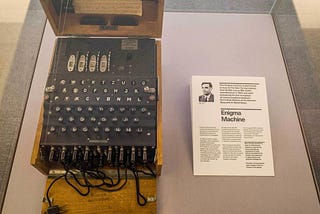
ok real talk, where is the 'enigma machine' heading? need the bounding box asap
[40,38,158,168]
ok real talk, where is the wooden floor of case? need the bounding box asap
[42,176,157,214]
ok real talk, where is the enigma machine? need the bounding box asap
[41,38,158,167]
[31,0,163,213]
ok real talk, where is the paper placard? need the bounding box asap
[73,0,142,16]
[191,76,274,176]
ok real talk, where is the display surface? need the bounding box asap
[3,0,320,210]
[40,38,158,167]
[3,13,319,214]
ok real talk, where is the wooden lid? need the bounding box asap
[40,0,164,38]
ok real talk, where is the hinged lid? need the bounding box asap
[40,0,164,38]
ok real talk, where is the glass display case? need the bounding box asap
[1,0,320,212]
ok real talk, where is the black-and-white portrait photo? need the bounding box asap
[199,82,214,102]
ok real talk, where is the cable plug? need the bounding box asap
[46,205,60,214]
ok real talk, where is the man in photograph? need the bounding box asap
[199,82,214,102]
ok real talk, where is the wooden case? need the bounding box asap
[34,44,162,212]
[31,1,163,212]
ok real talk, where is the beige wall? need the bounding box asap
[0,0,30,102]
[0,1,30,23]
[293,0,320,28]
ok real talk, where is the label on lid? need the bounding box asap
[121,39,138,50]
[73,0,142,16]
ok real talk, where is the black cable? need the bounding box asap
[76,163,120,186]
[83,166,122,188]
[136,164,156,177]
[97,167,128,192]
[136,170,154,177]
[65,162,127,191]
[135,160,157,177]
[145,164,157,177]
[83,173,114,188]
[131,169,147,206]
[113,166,121,186]
[86,169,108,180]
[46,160,155,208]
[62,165,91,196]
[46,175,64,207]
[64,170,90,196]
[82,170,108,188]
[64,164,92,188]
[66,169,88,188]
[70,163,115,187]
[84,171,113,187]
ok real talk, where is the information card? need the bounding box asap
[191,76,274,176]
